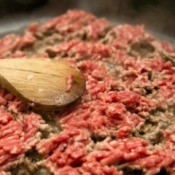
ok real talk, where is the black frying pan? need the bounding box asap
[0,0,175,44]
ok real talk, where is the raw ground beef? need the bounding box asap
[0,10,175,175]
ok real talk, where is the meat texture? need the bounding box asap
[0,10,175,175]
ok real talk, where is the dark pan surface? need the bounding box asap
[0,0,175,44]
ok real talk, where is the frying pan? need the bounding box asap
[0,0,175,174]
[0,0,175,45]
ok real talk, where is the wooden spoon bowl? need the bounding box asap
[0,58,85,110]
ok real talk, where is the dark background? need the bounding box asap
[0,0,175,44]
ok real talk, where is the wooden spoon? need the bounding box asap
[0,58,85,110]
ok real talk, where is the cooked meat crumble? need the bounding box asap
[0,10,175,175]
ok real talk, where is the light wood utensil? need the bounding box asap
[0,58,85,110]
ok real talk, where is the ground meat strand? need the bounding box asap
[66,74,74,92]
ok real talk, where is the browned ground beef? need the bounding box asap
[0,10,175,175]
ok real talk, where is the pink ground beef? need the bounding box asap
[0,10,175,175]
[66,74,74,92]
